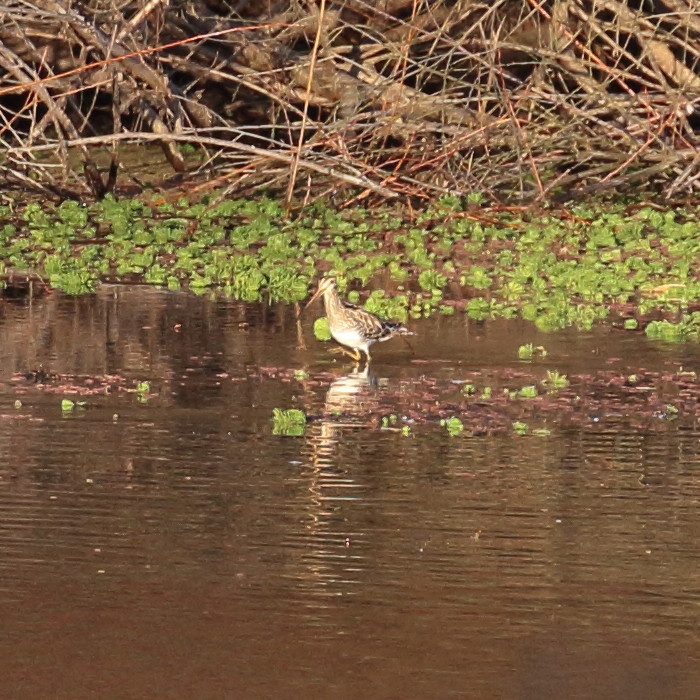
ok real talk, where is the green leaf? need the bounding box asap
[440,416,464,436]
[313,317,332,341]
[272,408,307,436]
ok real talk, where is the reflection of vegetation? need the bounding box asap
[272,408,307,436]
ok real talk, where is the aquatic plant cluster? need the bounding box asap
[262,362,692,439]
[3,195,700,333]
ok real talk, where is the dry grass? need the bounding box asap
[1,0,699,203]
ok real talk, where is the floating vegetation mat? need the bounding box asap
[2,197,700,336]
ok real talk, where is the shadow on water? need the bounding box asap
[1,286,700,699]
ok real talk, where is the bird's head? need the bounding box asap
[305,277,336,309]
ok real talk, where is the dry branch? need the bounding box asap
[0,0,699,202]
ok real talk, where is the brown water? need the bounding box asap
[2,287,700,699]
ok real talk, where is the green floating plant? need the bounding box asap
[518,343,548,360]
[364,290,409,322]
[517,385,538,399]
[313,317,332,341]
[440,416,464,436]
[61,398,86,413]
[272,408,307,436]
[418,269,447,293]
[645,315,700,342]
[461,265,492,290]
[136,381,151,403]
[542,370,570,392]
[5,193,700,334]
[465,298,490,321]
[381,414,399,428]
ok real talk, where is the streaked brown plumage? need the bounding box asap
[305,277,414,361]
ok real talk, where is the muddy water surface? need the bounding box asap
[2,287,700,699]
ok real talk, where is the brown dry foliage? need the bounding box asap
[1,0,699,203]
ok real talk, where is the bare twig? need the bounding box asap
[0,0,699,201]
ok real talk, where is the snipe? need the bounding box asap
[305,277,414,362]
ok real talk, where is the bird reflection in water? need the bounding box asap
[324,364,380,416]
[310,364,383,465]
[297,365,386,595]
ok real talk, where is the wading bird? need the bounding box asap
[305,277,414,362]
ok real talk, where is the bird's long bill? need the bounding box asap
[303,285,324,312]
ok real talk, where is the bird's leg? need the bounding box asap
[329,345,362,361]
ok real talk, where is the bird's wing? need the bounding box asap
[340,300,414,340]
[353,308,406,341]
